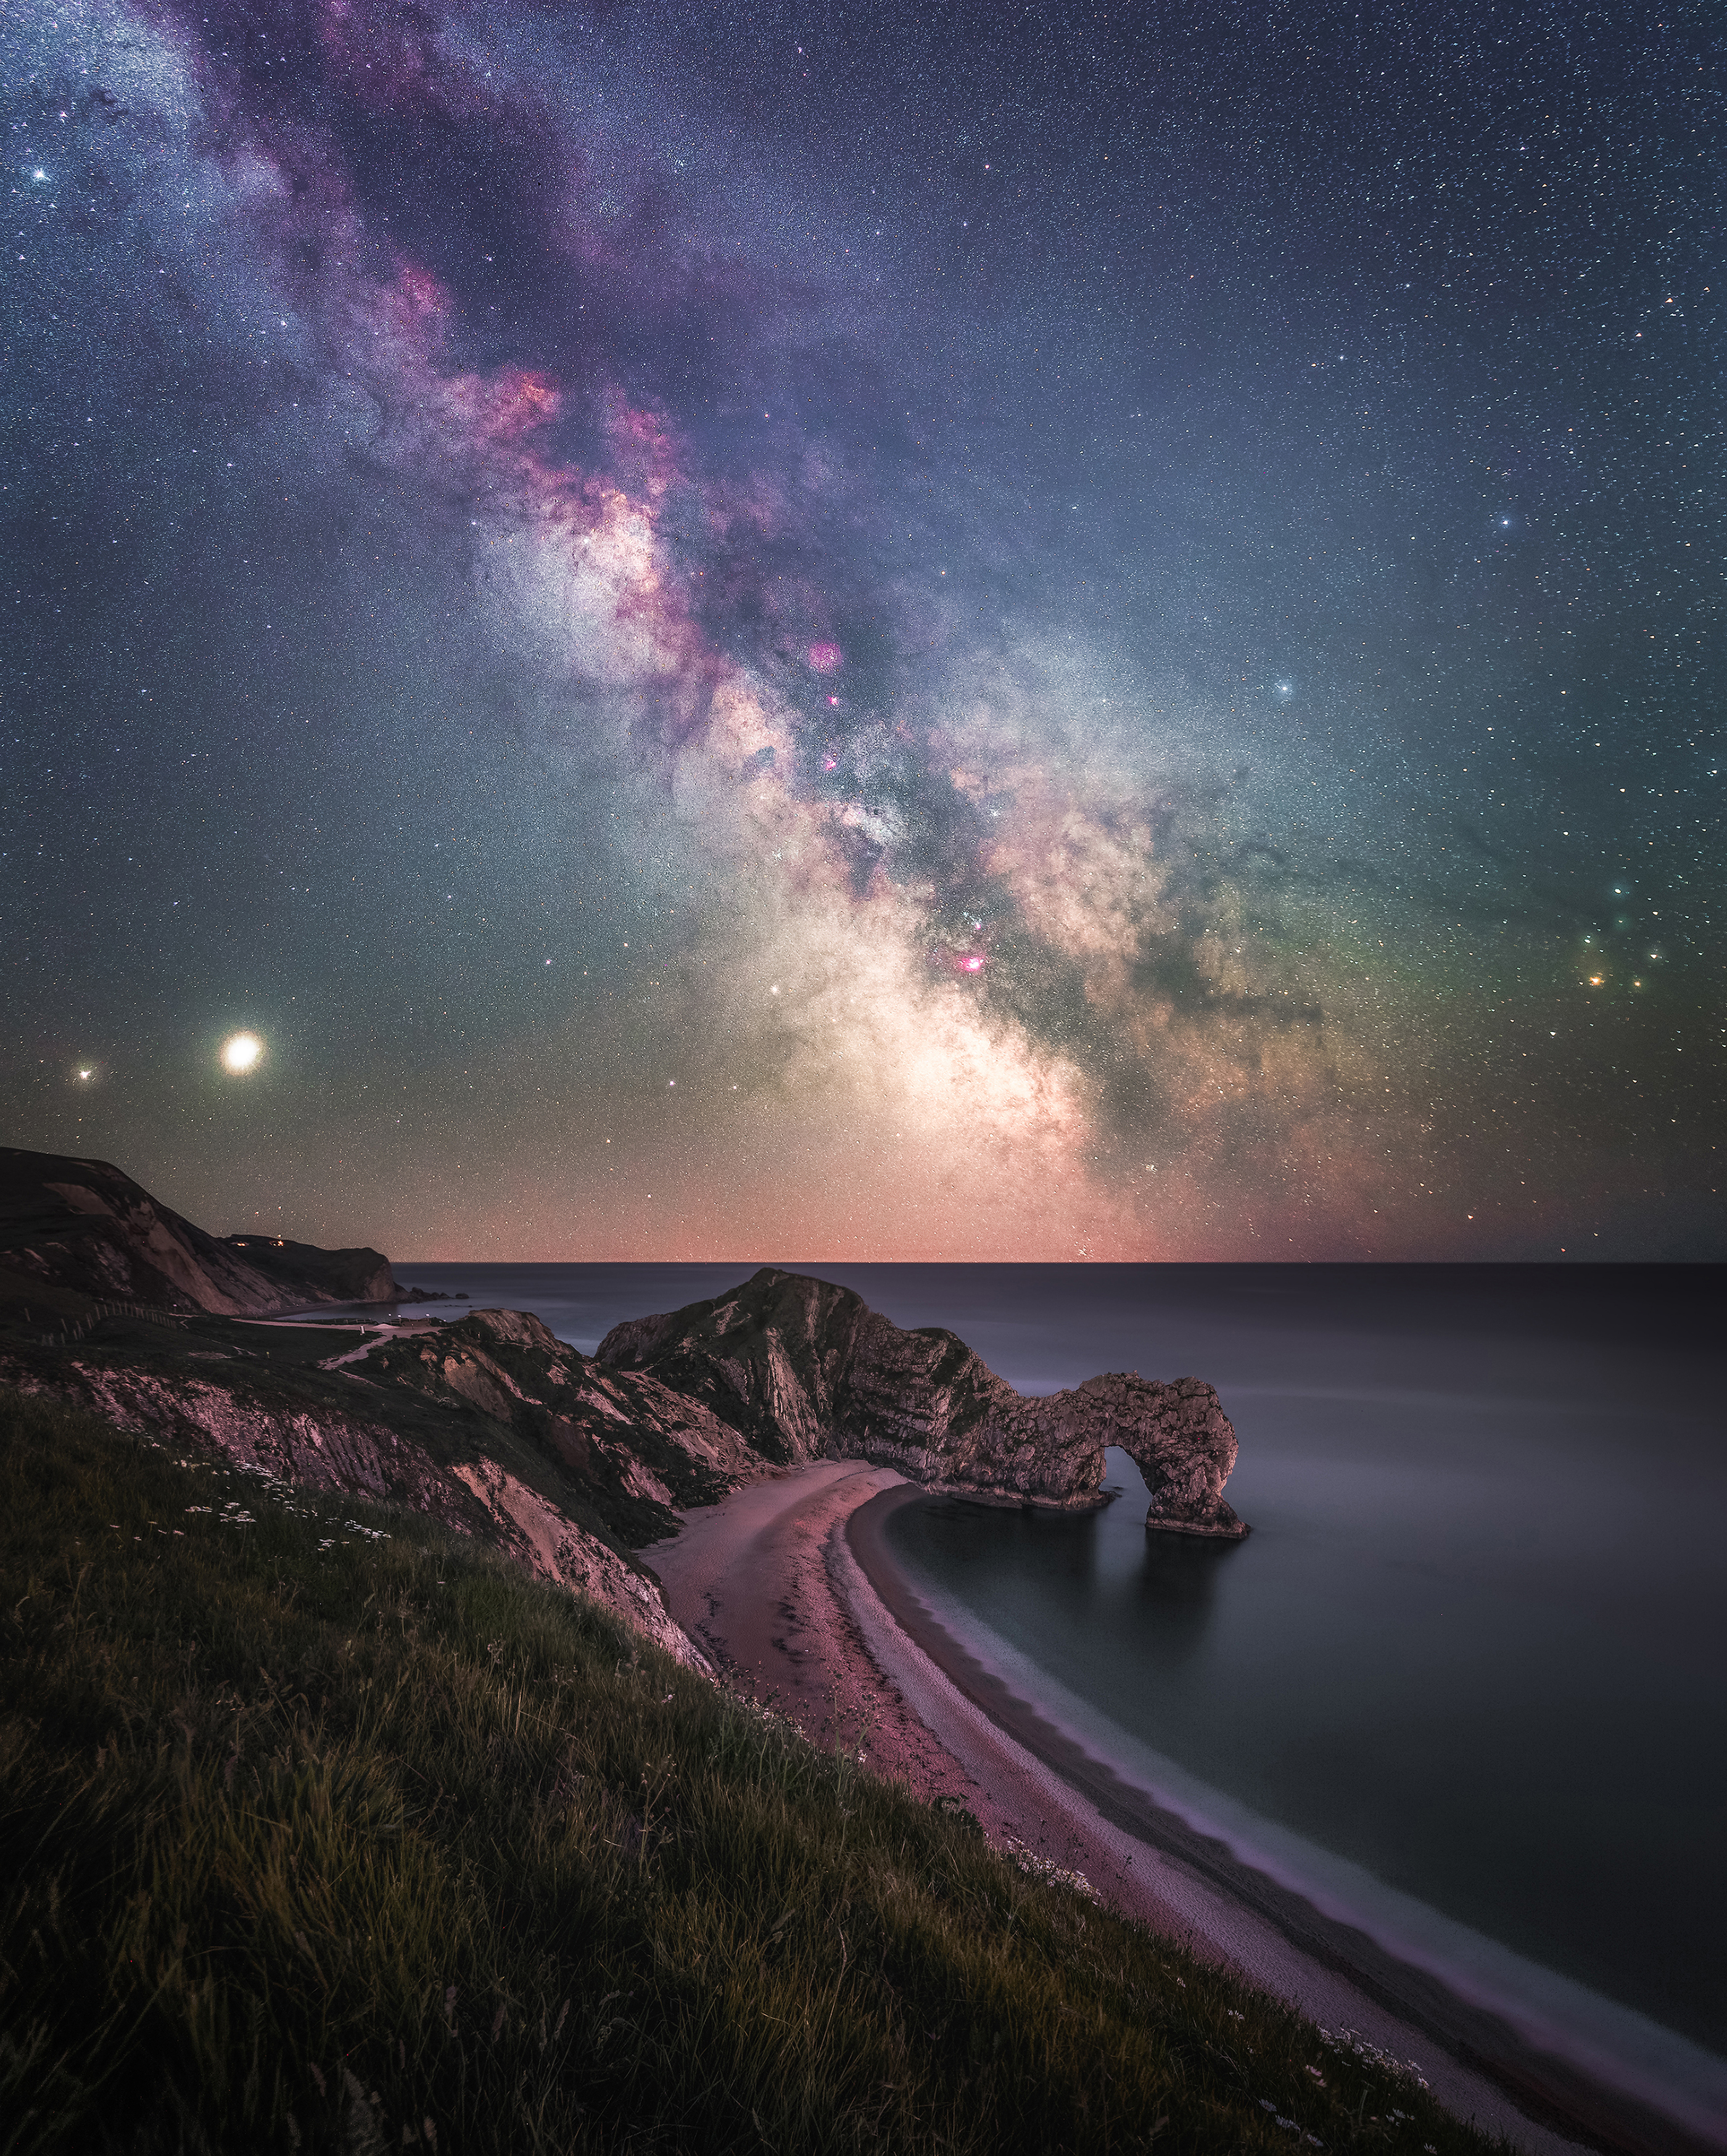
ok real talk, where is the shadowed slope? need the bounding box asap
[600,1268,1247,1537]
[0,1386,1472,2156]
[0,1148,399,1316]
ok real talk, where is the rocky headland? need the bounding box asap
[600,1266,1247,1539]
[1,1150,1247,1672]
[0,1147,402,1316]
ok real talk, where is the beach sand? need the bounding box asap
[646,1464,1720,2156]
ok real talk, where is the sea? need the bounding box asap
[342,1260,1726,2128]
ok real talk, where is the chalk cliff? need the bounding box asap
[2,1345,706,1670]
[2,1155,1247,1683]
[599,1267,1247,1538]
[359,1307,777,1543]
[0,1299,762,1669]
[0,1148,402,1316]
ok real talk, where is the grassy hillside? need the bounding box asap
[1,1387,1490,2156]
[0,1300,755,1557]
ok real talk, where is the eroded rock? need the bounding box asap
[0,1147,402,1315]
[600,1268,1247,1537]
[1,1349,711,1669]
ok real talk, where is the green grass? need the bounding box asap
[0,1300,709,1555]
[0,1387,1496,2155]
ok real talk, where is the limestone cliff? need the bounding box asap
[600,1268,1247,1538]
[0,1148,402,1316]
[218,1233,399,1307]
[1,1329,710,1671]
[358,1307,773,1543]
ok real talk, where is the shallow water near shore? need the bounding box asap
[378,1261,1725,2108]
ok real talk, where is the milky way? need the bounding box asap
[2,1,1721,1257]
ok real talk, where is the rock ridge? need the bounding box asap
[0,1147,402,1316]
[600,1267,1247,1538]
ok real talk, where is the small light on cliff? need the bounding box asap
[221,1031,263,1075]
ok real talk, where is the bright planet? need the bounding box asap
[220,1033,263,1076]
[0,9,1721,2155]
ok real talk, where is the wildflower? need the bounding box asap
[1002,1837,1102,1904]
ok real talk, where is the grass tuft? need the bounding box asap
[1,1387,1502,2155]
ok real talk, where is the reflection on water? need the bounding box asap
[905,1476,1243,1673]
[1132,1528,1238,1662]
[886,1302,1727,2072]
[369,1260,1725,2065]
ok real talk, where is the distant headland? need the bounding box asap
[0,1146,1246,1546]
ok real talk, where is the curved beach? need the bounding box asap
[646,1464,1723,2156]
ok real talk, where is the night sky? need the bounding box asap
[3,1,1721,1260]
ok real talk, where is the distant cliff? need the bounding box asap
[0,1149,402,1317]
[2,1155,1246,1683]
[600,1267,1247,1539]
[218,1233,399,1308]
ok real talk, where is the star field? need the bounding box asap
[1,0,1721,1258]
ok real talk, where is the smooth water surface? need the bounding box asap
[376,1263,1723,2067]
[871,1267,1727,2075]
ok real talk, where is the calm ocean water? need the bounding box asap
[370,1261,1725,2100]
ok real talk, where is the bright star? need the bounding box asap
[221,1032,263,1074]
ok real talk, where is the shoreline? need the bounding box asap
[646,1464,1722,2156]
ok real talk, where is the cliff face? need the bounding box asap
[0,1149,402,1316]
[218,1234,398,1307]
[2,1146,1248,1680]
[0,1298,758,1669]
[2,1349,705,1669]
[600,1268,1247,1539]
[359,1308,775,1545]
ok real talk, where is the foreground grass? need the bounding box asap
[1,1389,1489,2155]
